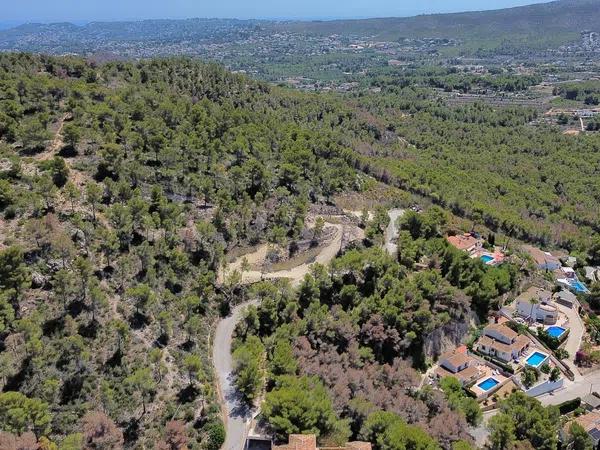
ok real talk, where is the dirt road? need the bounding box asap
[213,220,347,449]
[221,223,343,287]
[384,208,404,256]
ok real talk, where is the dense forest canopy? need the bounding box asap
[0,53,363,448]
[349,86,600,252]
[0,50,599,449]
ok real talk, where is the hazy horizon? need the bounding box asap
[3,0,553,24]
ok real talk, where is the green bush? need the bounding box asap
[558,397,581,415]
[4,204,16,220]
[537,329,560,350]
[204,419,225,450]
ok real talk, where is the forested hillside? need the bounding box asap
[230,209,547,449]
[0,53,359,448]
[278,0,599,53]
[1,51,600,448]
[348,85,600,252]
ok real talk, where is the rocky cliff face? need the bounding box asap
[423,314,475,358]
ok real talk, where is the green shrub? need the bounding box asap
[204,419,225,450]
[558,397,581,415]
[4,205,16,219]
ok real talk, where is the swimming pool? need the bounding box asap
[546,326,566,339]
[570,280,589,293]
[477,377,500,391]
[480,255,495,264]
[526,351,548,367]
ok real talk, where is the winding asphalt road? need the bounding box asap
[213,210,403,449]
[213,300,259,450]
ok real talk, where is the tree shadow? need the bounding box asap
[131,231,144,247]
[43,316,65,337]
[122,418,141,445]
[177,384,200,404]
[19,146,45,156]
[166,280,183,295]
[154,333,168,348]
[105,349,123,369]
[60,375,84,404]
[78,319,99,339]
[58,145,78,158]
[129,312,150,330]
[3,357,30,392]
[179,340,195,352]
[67,299,86,318]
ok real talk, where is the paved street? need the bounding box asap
[213,301,259,450]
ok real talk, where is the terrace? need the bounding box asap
[469,365,509,399]
[472,248,506,266]
[555,266,590,294]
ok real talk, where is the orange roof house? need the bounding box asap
[273,435,372,450]
[447,234,482,252]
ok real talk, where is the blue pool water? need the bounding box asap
[477,377,500,391]
[526,351,547,367]
[480,255,495,264]
[546,326,566,339]
[570,281,589,293]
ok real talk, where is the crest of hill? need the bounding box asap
[275,0,600,51]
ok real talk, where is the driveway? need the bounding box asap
[538,368,600,406]
[213,300,259,450]
[213,220,352,449]
[556,303,585,380]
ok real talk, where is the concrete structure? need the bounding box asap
[476,324,531,362]
[515,287,558,324]
[584,266,599,283]
[583,393,600,411]
[554,289,580,310]
[523,378,564,398]
[273,435,371,450]
[564,256,577,268]
[247,438,273,450]
[523,245,561,271]
[435,347,481,385]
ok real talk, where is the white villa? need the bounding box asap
[476,323,531,363]
[515,286,558,325]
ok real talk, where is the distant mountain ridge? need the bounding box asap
[276,0,599,49]
[0,0,597,55]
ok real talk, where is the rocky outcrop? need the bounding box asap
[423,316,473,359]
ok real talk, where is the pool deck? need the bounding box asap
[470,365,509,398]
[524,350,549,368]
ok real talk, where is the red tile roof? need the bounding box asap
[447,234,480,251]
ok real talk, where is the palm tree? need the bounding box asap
[529,297,539,325]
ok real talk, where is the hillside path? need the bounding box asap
[213,220,346,449]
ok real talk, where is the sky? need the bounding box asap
[3,0,553,22]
